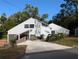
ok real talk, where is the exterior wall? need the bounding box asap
[8,18,36,35]
[8,34,17,40]
[8,18,42,36]
[41,26,51,39]
[34,20,42,37]
[8,18,36,41]
[49,23,70,35]
[55,28,69,35]
[8,18,70,41]
[8,18,43,40]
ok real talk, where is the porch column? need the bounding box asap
[29,24,30,40]
[18,34,20,40]
[7,34,10,44]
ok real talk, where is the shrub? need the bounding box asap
[10,39,16,47]
[40,34,44,39]
[49,34,60,41]
[46,33,66,42]
[46,34,51,42]
[58,33,66,39]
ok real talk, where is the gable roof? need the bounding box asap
[8,17,48,35]
[8,18,37,34]
[49,23,69,31]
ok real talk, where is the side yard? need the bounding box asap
[51,37,78,48]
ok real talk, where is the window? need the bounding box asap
[51,31,55,35]
[24,24,34,28]
[25,24,29,28]
[30,24,34,28]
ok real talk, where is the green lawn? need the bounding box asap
[52,37,78,48]
[0,45,26,59]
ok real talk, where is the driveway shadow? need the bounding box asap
[21,48,78,59]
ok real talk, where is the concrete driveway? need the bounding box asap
[17,40,72,54]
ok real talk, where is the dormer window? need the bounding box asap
[24,24,34,28]
[30,24,34,28]
[25,24,29,28]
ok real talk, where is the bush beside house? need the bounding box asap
[46,33,78,48]
[46,33,65,42]
[10,39,16,47]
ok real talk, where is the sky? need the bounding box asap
[0,0,64,20]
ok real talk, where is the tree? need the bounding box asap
[3,4,48,31]
[24,4,48,21]
[0,13,7,32]
[5,19,16,30]
[42,14,48,19]
[41,13,48,21]
[24,4,39,18]
[50,0,78,35]
[20,11,30,22]
[0,13,7,23]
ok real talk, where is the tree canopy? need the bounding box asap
[48,0,78,35]
[0,4,48,32]
[0,1,78,36]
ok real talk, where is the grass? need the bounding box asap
[0,45,26,59]
[52,37,78,48]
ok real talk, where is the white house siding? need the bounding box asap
[48,23,69,35]
[8,18,70,42]
[8,18,35,35]
[35,20,42,37]
[8,18,43,41]
[41,26,51,39]
[9,34,17,40]
[8,18,36,41]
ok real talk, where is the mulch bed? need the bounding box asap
[0,40,7,46]
[0,45,27,59]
